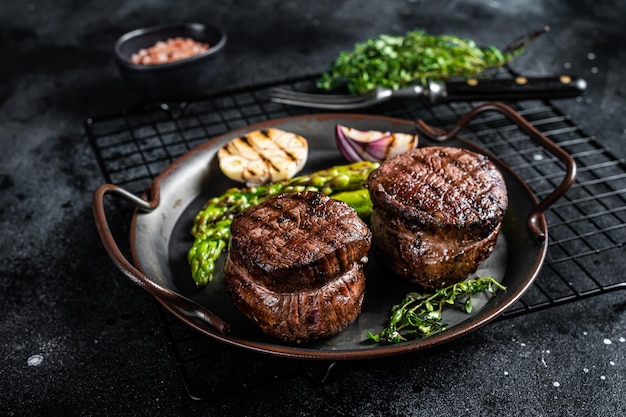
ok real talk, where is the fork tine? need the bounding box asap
[272,98,372,110]
[279,93,367,104]
[270,88,375,109]
[270,88,370,103]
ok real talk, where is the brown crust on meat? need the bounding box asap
[367,146,507,289]
[224,191,371,342]
[368,146,507,241]
[228,191,371,292]
[224,262,366,343]
[370,209,501,289]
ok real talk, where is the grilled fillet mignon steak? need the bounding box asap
[224,191,371,343]
[367,146,508,290]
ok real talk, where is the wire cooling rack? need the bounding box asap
[86,73,626,400]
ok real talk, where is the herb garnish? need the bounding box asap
[317,29,523,95]
[367,277,506,344]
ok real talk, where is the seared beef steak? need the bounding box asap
[224,191,371,342]
[226,261,366,343]
[368,146,508,289]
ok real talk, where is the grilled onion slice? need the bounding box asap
[336,124,418,162]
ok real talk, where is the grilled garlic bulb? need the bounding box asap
[217,128,309,186]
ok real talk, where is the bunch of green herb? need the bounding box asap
[367,277,506,344]
[317,29,522,94]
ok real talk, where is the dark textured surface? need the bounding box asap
[1,0,625,416]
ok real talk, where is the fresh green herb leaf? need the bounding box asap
[367,277,506,344]
[317,29,525,95]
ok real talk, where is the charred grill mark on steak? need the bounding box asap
[369,147,507,238]
[367,146,508,290]
[224,191,371,342]
[227,191,371,293]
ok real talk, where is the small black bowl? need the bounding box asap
[114,22,227,102]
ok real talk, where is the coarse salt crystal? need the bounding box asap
[27,354,44,367]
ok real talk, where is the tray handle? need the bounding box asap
[92,183,231,334]
[416,101,577,243]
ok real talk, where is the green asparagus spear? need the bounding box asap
[188,161,379,287]
[330,188,373,222]
[367,277,506,343]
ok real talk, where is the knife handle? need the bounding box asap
[443,75,587,101]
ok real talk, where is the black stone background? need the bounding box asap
[1,0,625,416]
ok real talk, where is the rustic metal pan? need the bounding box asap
[92,102,576,360]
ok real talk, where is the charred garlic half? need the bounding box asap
[218,128,308,186]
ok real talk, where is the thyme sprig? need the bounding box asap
[317,29,523,95]
[367,277,506,344]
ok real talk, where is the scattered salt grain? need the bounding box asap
[504,371,509,376]
[603,338,612,345]
[583,368,590,373]
[619,337,625,343]
[27,354,44,367]
[609,361,616,366]
[553,382,560,387]
[600,375,606,381]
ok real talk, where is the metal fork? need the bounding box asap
[270,73,587,110]
[270,84,437,110]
